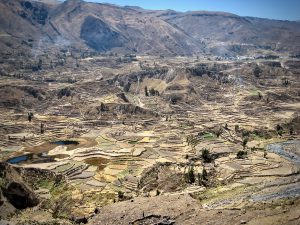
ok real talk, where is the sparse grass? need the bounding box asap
[196,184,248,204]
[38,178,54,189]
[0,177,6,188]
[128,140,139,145]
[250,133,267,141]
[201,133,216,140]
[249,88,259,96]
[117,168,130,178]
[82,191,115,205]
[42,182,77,219]
[84,157,109,170]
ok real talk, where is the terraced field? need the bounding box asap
[0,55,299,224]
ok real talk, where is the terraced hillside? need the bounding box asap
[0,53,299,224]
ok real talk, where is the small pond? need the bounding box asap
[5,140,80,165]
[52,140,79,145]
[7,153,53,165]
[6,152,69,165]
[7,155,29,164]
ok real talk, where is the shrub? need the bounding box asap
[149,88,159,96]
[289,127,294,135]
[237,150,247,159]
[258,92,262,100]
[57,87,72,98]
[185,166,195,184]
[118,191,124,200]
[224,123,228,130]
[202,148,212,163]
[242,138,248,149]
[48,184,75,219]
[144,86,149,96]
[28,112,33,122]
[213,127,223,138]
[202,168,208,181]
[276,124,283,136]
[254,66,262,78]
[242,130,250,138]
[235,125,239,133]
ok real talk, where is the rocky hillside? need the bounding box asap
[0,0,300,57]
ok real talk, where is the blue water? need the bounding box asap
[5,140,79,165]
[53,140,79,145]
[6,153,52,165]
[7,155,29,164]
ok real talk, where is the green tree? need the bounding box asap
[276,124,283,136]
[144,86,149,96]
[258,92,262,100]
[254,66,262,78]
[149,88,159,96]
[186,166,195,184]
[235,125,239,133]
[242,138,248,149]
[237,150,247,159]
[202,148,212,163]
[289,127,294,135]
[224,123,228,130]
[215,127,223,138]
[37,58,43,70]
[202,168,208,181]
[28,112,33,122]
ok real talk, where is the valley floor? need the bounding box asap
[0,55,299,225]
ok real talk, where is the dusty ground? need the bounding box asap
[0,55,299,224]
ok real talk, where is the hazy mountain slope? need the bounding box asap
[0,0,299,56]
[159,11,300,55]
[0,0,42,43]
[47,0,204,55]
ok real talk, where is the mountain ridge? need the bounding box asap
[0,0,299,57]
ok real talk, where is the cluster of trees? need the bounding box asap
[237,150,247,159]
[185,166,209,186]
[31,59,43,71]
[276,124,284,136]
[144,86,160,96]
[57,87,72,99]
[276,124,294,136]
[186,134,200,151]
[184,148,214,186]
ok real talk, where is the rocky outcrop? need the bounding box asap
[3,181,39,209]
[0,163,40,210]
[80,16,127,52]
[0,162,68,219]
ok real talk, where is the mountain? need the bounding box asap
[160,11,300,55]
[0,0,300,57]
